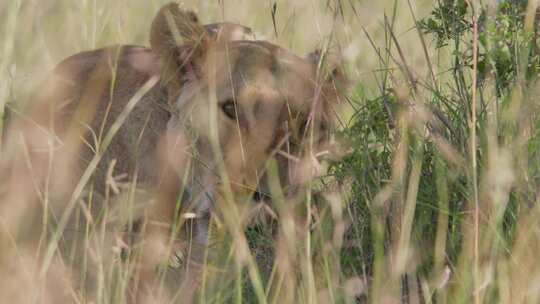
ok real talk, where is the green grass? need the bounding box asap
[3,0,540,303]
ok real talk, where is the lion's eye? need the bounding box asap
[221,100,237,120]
[299,119,309,137]
[295,118,310,140]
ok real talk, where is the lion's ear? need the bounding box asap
[306,49,349,104]
[150,3,210,99]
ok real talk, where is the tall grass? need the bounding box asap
[3,0,540,303]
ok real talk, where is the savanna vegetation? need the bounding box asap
[2,0,540,303]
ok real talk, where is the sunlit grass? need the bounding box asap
[4,0,540,303]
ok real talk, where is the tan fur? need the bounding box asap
[7,2,346,302]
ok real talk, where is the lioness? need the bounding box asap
[5,2,346,302]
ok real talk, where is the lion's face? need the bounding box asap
[181,43,323,196]
[152,4,346,211]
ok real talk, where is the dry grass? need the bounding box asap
[4,0,540,303]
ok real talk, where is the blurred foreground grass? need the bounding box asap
[3,0,540,303]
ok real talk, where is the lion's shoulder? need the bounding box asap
[54,45,159,85]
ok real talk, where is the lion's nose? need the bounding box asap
[252,189,270,203]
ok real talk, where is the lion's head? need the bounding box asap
[150,4,347,223]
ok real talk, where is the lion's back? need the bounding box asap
[35,45,170,192]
